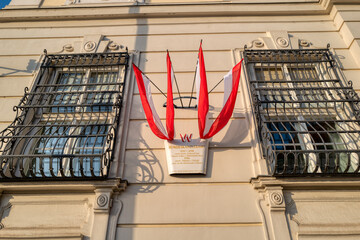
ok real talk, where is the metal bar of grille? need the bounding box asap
[37,83,124,87]
[25,90,121,95]
[16,103,118,108]
[0,51,129,180]
[260,100,359,103]
[244,48,360,176]
[255,87,352,90]
[250,79,340,83]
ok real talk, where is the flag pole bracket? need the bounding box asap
[163,96,197,109]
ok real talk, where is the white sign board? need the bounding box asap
[164,139,208,175]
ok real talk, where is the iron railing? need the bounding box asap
[0,51,129,180]
[244,48,360,176]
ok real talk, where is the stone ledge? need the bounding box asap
[0,178,127,193]
[0,1,330,22]
[251,176,360,190]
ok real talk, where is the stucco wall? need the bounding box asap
[0,1,359,239]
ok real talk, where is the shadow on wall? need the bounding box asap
[127,0,154,192]
[208,106,249,147]
[0,196,14,232]
[0,59,37,77]
[134,133,164,193]
[116,2,150,240]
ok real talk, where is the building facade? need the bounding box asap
[0,0,360,239]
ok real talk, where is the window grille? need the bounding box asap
[0,52,129,180]
[244,48,360,176]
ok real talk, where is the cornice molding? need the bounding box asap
[0,0,349,22]
[251,176,360,190]
[0,178,128,193]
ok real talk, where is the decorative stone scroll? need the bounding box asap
[165,138,209,175]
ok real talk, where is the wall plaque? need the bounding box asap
[164,137,209,175]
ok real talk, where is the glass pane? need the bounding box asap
[85,72,119,112]
[51,72,85,113]
[71,124,108,176]
[308,121,351,173]
[32,123,70,177]
[267,122,303,173]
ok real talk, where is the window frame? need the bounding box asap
[244,48,360,176]
[0,51,130,180]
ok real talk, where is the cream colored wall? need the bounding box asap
[285,189,360,240]
[41,0,66,7]
[332,4,360,90]
[278,5,360,239]
[0,192,94,239]
[0,1,360,240]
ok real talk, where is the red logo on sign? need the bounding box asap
[180,134,192,142]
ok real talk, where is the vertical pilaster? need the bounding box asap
[265,187,291,240]
[91,188,114,240]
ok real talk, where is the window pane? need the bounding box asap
[267,122,303,174]
[85,72,119,112]
[33,123,70,177]
[71,124,108,176]
[51,72,85,113]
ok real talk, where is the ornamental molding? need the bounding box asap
[245,31,313,50]
[94,190,112,212]
[48,35,126,54]
[93,180,127,212]
[84,41,97,52]
[63,44,74,52]
[276,37,289,48]
[65,0,79,4]
[2,1,344,22]
[265,187,285,210]
[97,194,109,207]
[270,192,283,205]
[251,176,360,190]
[299,39,310,47]
[108,41,119,50]
[246,39,265,49]
[0,179,127,192]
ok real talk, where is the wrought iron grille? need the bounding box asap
[244,48,360,176]
[0,52,129,180]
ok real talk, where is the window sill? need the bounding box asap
[0,178,127,193]
[252,175,360,190]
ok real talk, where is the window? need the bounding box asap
[244,49,360,175]
[0,52,129,180]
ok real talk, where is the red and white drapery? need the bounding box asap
[132,52,175,140]
[133,44,243,140]
[196,43,243,139]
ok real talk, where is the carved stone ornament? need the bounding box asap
[276,37,289,48]
[84,41,97,52]
[245,39,265,49]
[108,42,119,50]
[300,39,310,47]
[63,44,74,52]
[66,0,78,4]
[270,192,284,205]
[97,194,108,207]
[254,40,264,48]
